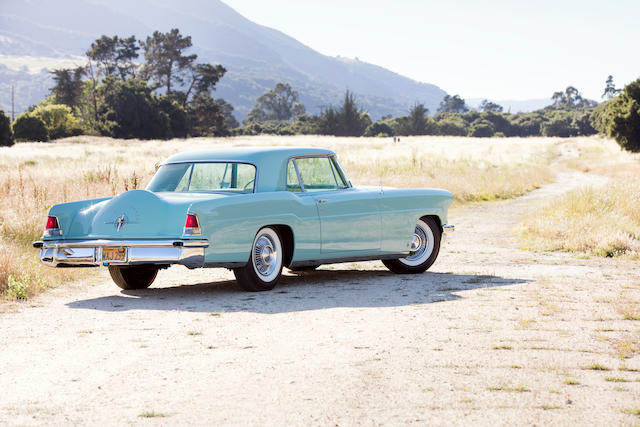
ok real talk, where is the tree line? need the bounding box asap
[0,29,235,144]
[234,84,601,139]
[0,25,637,154]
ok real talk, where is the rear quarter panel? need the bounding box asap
[379,188,453,252]
[191,192,321,264]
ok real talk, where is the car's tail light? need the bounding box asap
[44,215,62,236]
[183,213,201,236]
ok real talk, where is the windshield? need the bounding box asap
[147,162,256,193]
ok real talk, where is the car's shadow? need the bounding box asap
[66,269,530,314]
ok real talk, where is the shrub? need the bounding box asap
[365,121,394,137]
[541,111,578,137]
[510,113,545,137]
[30,104,83,140]
[468,119,495,137]
[12,114,49,142]
[0,109,13,146]
[434,114,468,136]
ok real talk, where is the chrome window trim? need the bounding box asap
[150,161,258,194]
[291,158,305,192]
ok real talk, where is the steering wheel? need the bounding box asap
[242,179,255,191]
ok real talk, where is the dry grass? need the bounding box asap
[521,180,640,258]
[0,135,560,300]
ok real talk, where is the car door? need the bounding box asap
[292,156,381,253]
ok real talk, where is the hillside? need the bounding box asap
[0,0,447,120]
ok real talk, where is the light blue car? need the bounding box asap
[34,147,454,291]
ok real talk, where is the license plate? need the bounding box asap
[102,247,127,262]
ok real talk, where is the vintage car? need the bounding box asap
[34,147,454,292]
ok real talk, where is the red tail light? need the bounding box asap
[46,216,59,229]
[185,214,199,228]
[183,213,201,236]
[44,216,62,236]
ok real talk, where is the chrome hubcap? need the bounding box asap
[410,234,422,251]
[254,235,277,276]
[406,228,428,261]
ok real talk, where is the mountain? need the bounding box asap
[0,0,447,120]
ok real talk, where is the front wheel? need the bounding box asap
[382,218,441,274]
[234,227,284,291]
[109,265,158,290]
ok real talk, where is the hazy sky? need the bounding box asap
[225,0,639,101]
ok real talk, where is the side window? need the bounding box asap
[295,157,340,192]
[287,159,302,192]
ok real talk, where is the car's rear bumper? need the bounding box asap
[33,239,209,269]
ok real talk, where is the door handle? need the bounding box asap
[316,199,328,204]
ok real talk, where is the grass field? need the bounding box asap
[522,137,640,258]
[0,134,623,300]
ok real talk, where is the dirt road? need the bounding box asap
[1,171,639,426]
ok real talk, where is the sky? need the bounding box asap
[224,0,640,102]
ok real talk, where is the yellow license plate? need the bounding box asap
[102,247,127,262]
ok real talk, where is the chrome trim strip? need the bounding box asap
[289,253,409,268]
[443,224,455,232]
[38,239,209,249]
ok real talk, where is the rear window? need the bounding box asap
[147,162,256,193]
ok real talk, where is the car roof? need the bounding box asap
[163,146,341,192]
[165,146,335,164]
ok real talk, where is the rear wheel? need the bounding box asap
[382,218,441,274]
[234,227,283,291]
[108,265,158,290]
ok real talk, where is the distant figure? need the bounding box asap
[393,137,397,143]
[397,137,401,143]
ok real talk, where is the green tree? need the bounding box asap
[184,63,226,106]
[318,90,370,136]
[188,92,227,137]
[339,90,370,136]
[602,75,622,100]
[86,35,140,80]
[247,83,306,122]
[0,109,13,146]
[214,98,239,129]
[141,29,197,94]
[437,95,469,113]
[12,114,49,142]
[406,103,434,135]
[157,96,188,138]
[551,86,597,109]
[591,77,640,152]
[479,99,503,113]
[50,66,86,109]
[96,77,177,139]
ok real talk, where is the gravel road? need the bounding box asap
[1,170,639,426]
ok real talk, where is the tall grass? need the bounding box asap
[0,135,561,300]
[521,180,640,258]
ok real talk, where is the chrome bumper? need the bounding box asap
[34,239,209,269]
[442,224,454,244]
